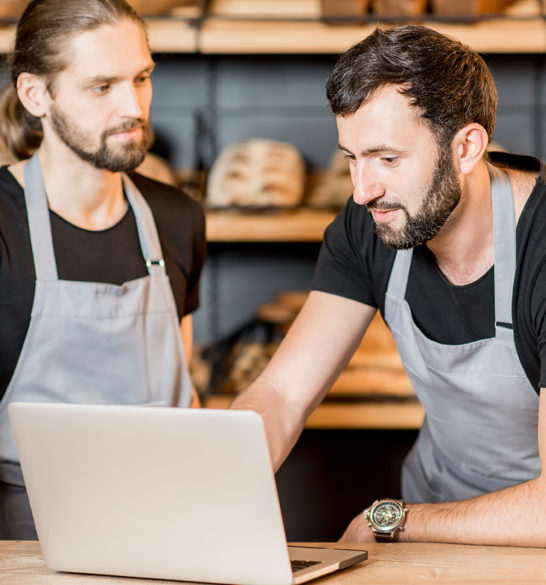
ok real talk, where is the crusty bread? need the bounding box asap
[307,149,353,208]
[206,139,305,208]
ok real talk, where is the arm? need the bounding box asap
[231,290,376,472]
[341,387,546,547]
[180,314,200,408]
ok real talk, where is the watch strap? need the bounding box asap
[373,532,397,542]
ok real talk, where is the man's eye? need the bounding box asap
[135,75,151,85]
[382,156,399,165]
[92,84,110,94]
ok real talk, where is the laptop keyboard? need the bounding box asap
[291,559,321,573]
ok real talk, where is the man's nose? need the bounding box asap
[351,163,385,206]
[117,84,145,119]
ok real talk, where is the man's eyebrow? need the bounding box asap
[140,63,156,75]
[82,64,155,86]
[83,74,119,86]
[338,143,406,156]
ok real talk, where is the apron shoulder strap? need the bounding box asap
[122,174,167,277]
[488,163,517,331]
[23,153,58,281]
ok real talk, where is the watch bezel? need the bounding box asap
[369,500,404,532]
[365,499,408,538]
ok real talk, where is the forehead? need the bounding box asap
[61,19,152,81]
[336,85,434,150]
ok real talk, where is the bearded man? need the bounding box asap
[232,25,546,547]
[0,0,206,539]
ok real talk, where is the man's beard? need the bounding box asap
[367,146,462,250]
[50,101,153,173]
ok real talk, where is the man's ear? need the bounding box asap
[16,73,49,118]
[452,123,489,175]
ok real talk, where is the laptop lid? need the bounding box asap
[9,402,366,585]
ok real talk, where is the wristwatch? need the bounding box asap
[364,499,408,542]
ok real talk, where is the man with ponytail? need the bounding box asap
[0,0,206,539]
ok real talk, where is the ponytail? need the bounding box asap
[0,84,42,160]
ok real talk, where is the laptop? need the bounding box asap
[8,402,367,585]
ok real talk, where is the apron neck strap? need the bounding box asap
[488,162,517,329]
[22,152,167,281]
[386,163,517,331]
[121,174,166,276]
[23,152,58,281]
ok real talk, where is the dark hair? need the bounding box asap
[0,0,145,160]
[325,25,497,147]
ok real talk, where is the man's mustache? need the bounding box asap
[103,119,148,137]
[367,199,406,212]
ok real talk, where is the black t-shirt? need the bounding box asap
[0,167,206,399]
[312,152,546,393]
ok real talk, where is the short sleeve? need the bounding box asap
[312,198,382,308]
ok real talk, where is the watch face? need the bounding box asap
[370,501,403,531]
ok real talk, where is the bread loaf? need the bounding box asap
[307,149,353,208]
[206,139,306,208]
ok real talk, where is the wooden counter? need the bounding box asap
[2,540,545,584]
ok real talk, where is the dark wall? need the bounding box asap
[276,428,419,541]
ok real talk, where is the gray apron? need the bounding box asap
[384,164,540,503]
[0,152,193,538]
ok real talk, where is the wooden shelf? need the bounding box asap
[199,0,545,54]
[146,18,198,53]
[0,0,543,55]
[0,25,14,53]
[0,18,200,54]
[206,207,336,242]
[200,17,546,54]
[204,393,425,429]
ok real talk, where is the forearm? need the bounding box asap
[232,292,375,472]
[399,390,546,547]
[230,375,310,472]
[400,476,546,547]
[342,475,546,547]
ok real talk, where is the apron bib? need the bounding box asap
[384,164,539,503]
[0,152,193,537]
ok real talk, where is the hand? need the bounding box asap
[338,512,375,543]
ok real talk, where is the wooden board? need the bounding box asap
[0,2,543,55]
[206,208,336,242]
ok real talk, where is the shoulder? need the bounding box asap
[0,164,23,194]
[0,164,26,219]
[487,151,544,221]
[130,172,204,220]
[314,196,395,309]
[513,157,546,247]
[327,196,395,263]
[129,172,206,239]
[326,196,374,245]
[512,157,546,312]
